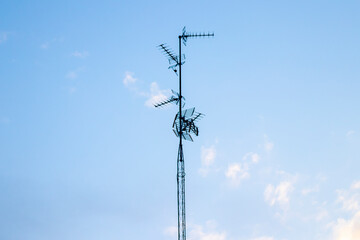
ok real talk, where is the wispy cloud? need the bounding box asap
[164,221,226,240]
[163,226,177,237]
[65,68,84,94]
[144,82,170,107]
[331,181,360,239]
[225,162,250,185]
[264,181,294,211]
[264,134,274,152]
[65,67,85,80]
[351,181,360,190]
[188,221,226,240]
[301,185,320,196]
[251,237,274,240]
[123,72,137,86]
[336,180,360,212]
[243,152,260,163]
[72,50,89,58]
[199,145,217,177]
[123,71,170,108]
[225,152,259,186]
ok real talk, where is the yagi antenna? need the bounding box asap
[158,44,186,75]
[181,26,215,46]
[158,44,178,64]
[155,26,214,240]
[154,90,185,108]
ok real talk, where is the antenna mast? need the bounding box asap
[155,27,214,240]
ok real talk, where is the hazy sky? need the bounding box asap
[1,1,360,240]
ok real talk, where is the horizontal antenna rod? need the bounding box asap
[181,32,215,38]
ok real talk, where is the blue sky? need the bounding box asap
[1,1,360,240]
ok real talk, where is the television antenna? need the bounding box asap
[155,27,214,240]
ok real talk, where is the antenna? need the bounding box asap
[158,44,185,75]
[155,27,214,240]
[181,26,215,46]
[154,90,185,108]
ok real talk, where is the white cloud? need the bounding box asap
[123,71,170,108]
[337,192,359,212]
[163,226,177,237]
[264,135,274,152]
[199,146,216,177]
[225,163,249,185]
[123,72,137,86]
[264,181,294,210]
[188,223,226,240]
[224,152,260,185]
[144,82,170,107]
[202,146,216,167]
[72,50,89,58]
[165,221,226,240]
[331,182,360,239]
[337,181,360,212]
[251,237,274,240]
[243,152,260,163]
[332,211,360,240]
[0,32,8,44]
[351,181,360,190]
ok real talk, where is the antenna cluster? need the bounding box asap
[172,107,204,142]
[155,26,214,240]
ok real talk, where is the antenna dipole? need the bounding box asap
[155,27,214,240]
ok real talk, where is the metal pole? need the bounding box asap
[179,36,182,158]
[177,147,181,240]
[177,35,186,240]
[155,28,213,240]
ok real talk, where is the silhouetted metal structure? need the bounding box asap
[155,27,214,240]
